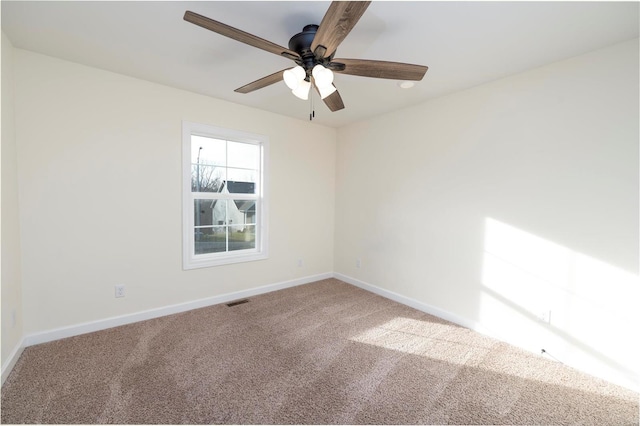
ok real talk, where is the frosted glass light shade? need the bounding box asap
[292,79,311,100]
[312,65,334,88]
[283,66,306,90]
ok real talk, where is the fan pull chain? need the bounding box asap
[309,85,315,121]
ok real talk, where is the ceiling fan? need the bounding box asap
[184,1,428,113]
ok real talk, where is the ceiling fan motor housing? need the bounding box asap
[288,25,318,56]
[288,25,329,74]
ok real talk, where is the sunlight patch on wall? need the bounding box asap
[480,217,639,389]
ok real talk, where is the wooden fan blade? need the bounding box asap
[310,1,371,59]
[332,58,428,80]
[235,69,288,94]
[184,11,300,60]
[315,85,345,112]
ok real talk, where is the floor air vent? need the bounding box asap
[226,299,249,307]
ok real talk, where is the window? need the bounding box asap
[182,122,268,269]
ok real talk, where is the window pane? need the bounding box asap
[229,199,256,227]
[194,199,226,227]
[229,225,255,251]
[195,227,227,254]
[228,141,259,170]
[192,164,224,192]
[226,174,256,194]
[192,136,226,166]
[245,210,256,225]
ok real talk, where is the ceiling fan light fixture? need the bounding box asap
[292,79,311,100]
[312,64,334,88]
[186,3,428,115]
[283,65,306,90]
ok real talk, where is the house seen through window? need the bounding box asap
[183,122,268,269]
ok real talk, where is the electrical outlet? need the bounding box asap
[539,310,551,324]
[356,258,361,268]
[115,285,126,298]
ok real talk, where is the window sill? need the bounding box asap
[183,251,269,270]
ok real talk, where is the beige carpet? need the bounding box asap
[1,278,638,424]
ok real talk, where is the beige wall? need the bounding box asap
[335,38,639,390]
[1,33,24,369]
[12,49,336,335]
[4,35,638,391]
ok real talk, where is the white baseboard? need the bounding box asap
[335,272,557,355]
[334,272,545,357]
[1,338,25,385]
[22,272,333,348]
[334,272,489,333]
[333,272,639,393]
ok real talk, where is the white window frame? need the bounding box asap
[182,121,269,269]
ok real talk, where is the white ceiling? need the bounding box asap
[2,1,638,128]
